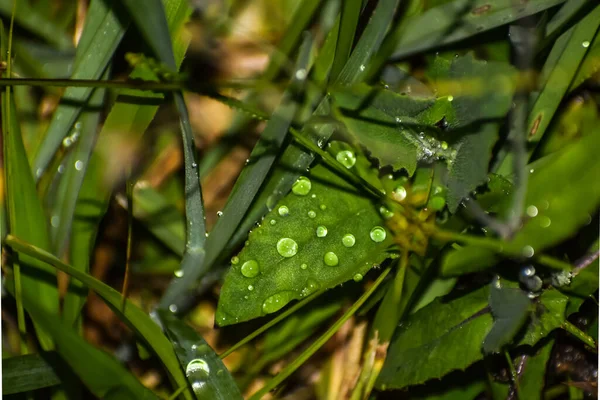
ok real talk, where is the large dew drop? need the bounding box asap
[370,226,387,242]
[342,234,355,247]
[278,205,290,216]
[301,279,320,297]
[277,238,298,257]
[308,210,316,218]
[324,252,339,266]
[241,260,260,278]
[316,226,328,237]
[292,176,311,196]
[262,291,294,314]
[336,150,356,169]
[186,359,210,378]
[393,185,407,202]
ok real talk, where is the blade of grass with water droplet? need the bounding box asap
[390,0,566,60]
[4,235,195,400]
[158,310,243,400]
[32,0,129,177]
[2,87,58,350]
[14,286,158,399]
[526,5,600,147]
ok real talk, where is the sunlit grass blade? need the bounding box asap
[5,235,195,400]
[526,5,600,147]
[0,0,72,50]
[390,0,566,60]
[158,310,243,399]
[2,352,62,395]
[198,33,313,298]
[15,286,158,399]
[2,89,58,350]
[32,0,128,178]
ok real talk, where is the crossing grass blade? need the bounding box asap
[32,0,129,177]
[329,0,362,81]
[2,352,62,395]
[5,235,195,400]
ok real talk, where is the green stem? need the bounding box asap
[219,289,326,359]
[562,321,597,350]
[249,268,391,400]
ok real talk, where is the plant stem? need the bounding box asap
[249,268,391,400]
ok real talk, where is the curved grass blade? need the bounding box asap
[32,0,129,178]
[569,31,600,91]
[330,0,362,81]
[2,89,58,350]
[390,0,566,60]
[157,310,243,399]
[4,235,195,400]
[2,352,62,395]
[526,5,600,146]
[17,288,158,399]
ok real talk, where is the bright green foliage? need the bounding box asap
[158,310,243,400]
[443,128,600,275]
[216,162,393,325]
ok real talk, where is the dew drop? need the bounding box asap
[359,64,366,71]
[191,162,197,168]
[320,204,327,211]
[379,206,394,219]
[248,285,254,291]
[216,211,223,217]
[278,205,289,216]
[520,265,535,279]
[311,194,317,198]
[277,238,298,257]
[336,150,357,169]
[526,205,538,217]
[186,359,210,377]
[300,263,308,270]
[231,256,239,265]
[353,273,363,282]
[270,219,276,225]
[241,260,259,278]
[324,252,338,266]
[301,279,320,297]
[292,176,312,196]
[429,196,446,211]
[174,269,184,278]
[57,165,65,174]
[169,304,178,313]
[582,40,590,48]
[74,160,84,171]
[316,225,328,237]
[342,234,355,247]
[50,215,60,227]
[370,226,387,242]
[262,291,294,314]
[308,210,316,218]
[393,186,407,202]
[447,95,454,102]
[295,68,307,80]
[539,216,551,228]
[522,245,535,258]
[441,141,448,150]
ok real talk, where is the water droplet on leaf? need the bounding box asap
[324,252,338,266]
[292,176,312,196]
[342,234,355,247]
[186,359,210,377]
[308,210,316,218]
[353,273,363,282]
[336,150,356,169]
[277,238,298,257]
[241,260,260,277]
[262,291,294,314]
[316,226,328,237]
[231,256,239,265]
[370,226,387,242]
[278,205,289,216]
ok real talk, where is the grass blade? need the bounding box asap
[330,0,362,81]
[2,352,62,395]
[32,0,128,177]
[5,234,195,400]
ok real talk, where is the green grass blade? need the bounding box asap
[158,310,243,399]
[32,0,128,177]
[390,0,566,60]
[0,0,72,49]
[50,77,107,257]
[5,235,195,400]
[16,287,158,399]
[527,5,600,146]
[198,33,313,299]
[329,0,362,81]
[2,352,62,395]
[2,90,58,350]
[569,31,600,91]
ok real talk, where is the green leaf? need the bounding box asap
[157,310,243,400]
[442,127,600,275]
[483,283,532,354]
[32,0,128,176]
[444,123,498,212]
[390,0,567,60]
[2,352,62,395]
[527,4,600,145]
[18,289,157,399]
[4,235,195,400]
[570,30,600,91]
[2,90,58,350]
[377,286,492,390]
[332,83,435,175]
[517,339,555,400]
[216,163,393,326]
[518,289,568,347]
